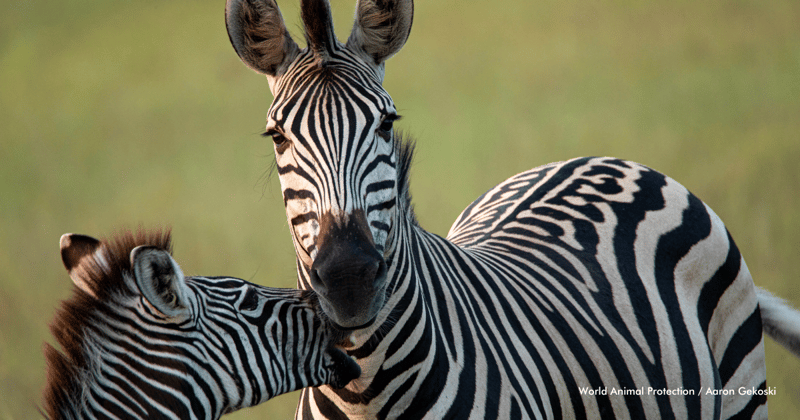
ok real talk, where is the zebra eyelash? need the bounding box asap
[262,129,289,148]
[380,114,401,127]
[378,114,401,139]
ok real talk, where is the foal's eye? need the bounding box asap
[239,288,260,311]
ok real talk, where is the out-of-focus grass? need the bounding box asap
[1,0,798,418]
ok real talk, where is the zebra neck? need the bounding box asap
[61,316,243,420]
[329,215,454,410]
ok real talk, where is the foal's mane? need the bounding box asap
[41,228,172,419]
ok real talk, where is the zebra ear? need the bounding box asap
[300,0,338,59]
[60,233,104,297]
[346,0,413,66]
[225,0,300,80]
[131,246,189,318]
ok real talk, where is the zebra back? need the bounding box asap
[42,228,359,420]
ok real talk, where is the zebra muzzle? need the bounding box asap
[310,252,387,329]
[310,212,388,329]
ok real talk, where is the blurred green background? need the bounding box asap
[2,0,798,418]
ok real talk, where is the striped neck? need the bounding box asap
[45,290,245,420]
[301,139,444,414]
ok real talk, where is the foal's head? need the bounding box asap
[43,229,359,419]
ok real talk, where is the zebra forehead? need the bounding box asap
[270,90,389,128]
[270,57,391,118]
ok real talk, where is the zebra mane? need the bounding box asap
[42,228,172,419]
[395,130,418,227]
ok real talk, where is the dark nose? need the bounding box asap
[310,239,384,294]
[309,211,387,329]
[310,238,386,328]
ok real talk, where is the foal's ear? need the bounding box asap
[130,246,189,318]
[346,0,413,66]
[226,0,300,81]
[60,233,101,272]
[60,233,103,297]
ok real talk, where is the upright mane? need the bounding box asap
[395,130,418,227]
[42,228,171,419]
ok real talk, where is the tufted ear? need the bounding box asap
[60,233,104,297]
[346,0,413,67]
[130,246,189,318]
[225,0,300,83]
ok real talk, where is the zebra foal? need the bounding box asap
[225,0,800,418]
[42,229,360,419]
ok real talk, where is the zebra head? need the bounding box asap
[43,230,360,419]
[226,0,413,329]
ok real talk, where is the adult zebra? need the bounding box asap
[225,0,800,418]
[43,229,359,419]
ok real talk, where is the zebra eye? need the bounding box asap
[263,130,288,149]
[271,133,287,146]
[379,119,394,133]
[239,288,260,311]
[377,115,399,140]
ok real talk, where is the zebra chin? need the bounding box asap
[317,287,386,330]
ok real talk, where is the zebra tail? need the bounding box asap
[757,287,800,358]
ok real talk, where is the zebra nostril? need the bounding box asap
[373,260,387,289]
[309,268,328,294]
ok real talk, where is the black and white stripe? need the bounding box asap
[43,229,359,420]
[296,154,798,419]
[225,1,800,418]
